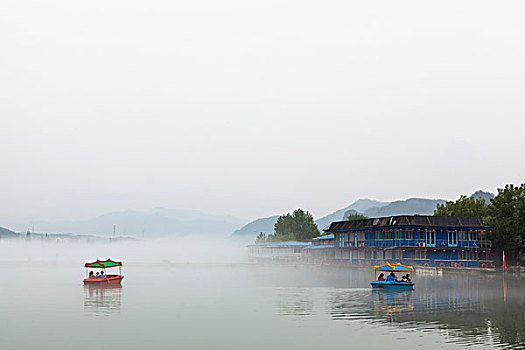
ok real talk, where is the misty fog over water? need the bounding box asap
[2,0,525,347]
[0,240,524,349]
[0,237,248,265]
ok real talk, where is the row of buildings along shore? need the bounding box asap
[248,215,494,268]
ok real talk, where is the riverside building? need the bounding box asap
[247,241,311,262]
[314,215,493,268]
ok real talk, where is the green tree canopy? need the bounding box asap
[434,184,525,264]
[255,232,268,243]
[255,208,320,243]
[487,184,525,264]
[274,209,320,241]
[434,195,490,218]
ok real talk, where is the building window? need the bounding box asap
[425,230,436,246]
[395,229,403,239]
[458,250,467,260]
[458,230,468,241]
[469,231,477,241]
[375,230,384,240]
[385,229,393,240]
[405,229,413,240]
[448,230,458,247]
[358,231,365,241]
[415,250,427,260]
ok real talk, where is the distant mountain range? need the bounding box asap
[470,190,495,204]
[230,191,493,241]
[314,199,388,231]
[2,190,495,240]
[0,226,18,238]
[230,198,442,240]
[230,199,390,240]
[362,198,446,218]
[230,215,280,239]
[8,208,244,237]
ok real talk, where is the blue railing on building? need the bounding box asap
[333,239,490,249]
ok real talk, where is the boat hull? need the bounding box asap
[371,281,414,289]
[83,275,124,285]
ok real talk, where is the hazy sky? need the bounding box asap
[1,0,524,223]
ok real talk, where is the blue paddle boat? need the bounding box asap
[370,262,414,290]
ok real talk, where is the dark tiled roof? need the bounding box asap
[326,215,489,231]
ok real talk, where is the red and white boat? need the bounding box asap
[83,259,124,285]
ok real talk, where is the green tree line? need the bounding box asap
[255,208,319,243]
[435,183,525,265]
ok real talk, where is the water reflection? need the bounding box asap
[371,290,415,316]
[83,285,122,316]
[331,279,525,348]
[277,271,525,350]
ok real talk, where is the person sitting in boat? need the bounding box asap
[95,272,100,278]
[386,272,398,282]
[405,274,411,282]
[378,273,385,281]
[401,275,408,282]
[99,271,105,278]
[386,272,392,281]
[89,271,94,278]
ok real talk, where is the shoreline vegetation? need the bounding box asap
[435,183,524,266]
[255,183,525,267]
[1,183,523,266]
[0,229,135,243]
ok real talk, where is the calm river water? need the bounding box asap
[0,247,524,349]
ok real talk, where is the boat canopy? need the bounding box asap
[373,262,413,272]
[84,259,122,268]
